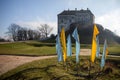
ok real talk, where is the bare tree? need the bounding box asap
[7,23,21,41]
[0,37,6,42]
[7,23,44,41]
[22,27,28,40]
[27,29,34,40]
[38,24,53,38]
[33,30,41,40]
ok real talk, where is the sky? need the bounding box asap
[0,0,120,38]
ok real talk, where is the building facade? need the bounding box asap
[57,8,95,33]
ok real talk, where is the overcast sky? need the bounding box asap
[0,0,120,38]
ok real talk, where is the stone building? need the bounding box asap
[57,8,95,33]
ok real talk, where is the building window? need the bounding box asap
[61,19,63,23]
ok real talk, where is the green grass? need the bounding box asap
[0,41,120,56]
[100,44,120,56]
[0,56,120,80]
[0,41,80,56]
[107,45,120,55]
[0,41,56,56]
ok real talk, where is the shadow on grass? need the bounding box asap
[1,65,56,80]
[106,59,120,69]
[0,53,56,57]
[109,53,120,56]
[25,42,55,47]
[1,65,71,80]
[29,77,42,80]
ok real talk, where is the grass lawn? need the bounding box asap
[107,44,120,56]
[100,44,120,56]
[0,41,120,56]
[0,41,79,56]
[0,41,56,56]
[0,56,120,80]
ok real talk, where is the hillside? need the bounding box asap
[66,23,120,44]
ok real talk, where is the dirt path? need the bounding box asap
[0,55,56,75]
[2,49,119,76]
[0,49,91,75]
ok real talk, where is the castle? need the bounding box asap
[57,8,95,33]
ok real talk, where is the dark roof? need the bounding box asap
[58,10,76,15]
[58,9,94,16]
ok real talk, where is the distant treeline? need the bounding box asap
[0,37,10,42]
[5,23,54,41]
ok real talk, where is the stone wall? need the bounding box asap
[58,9,94,33]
